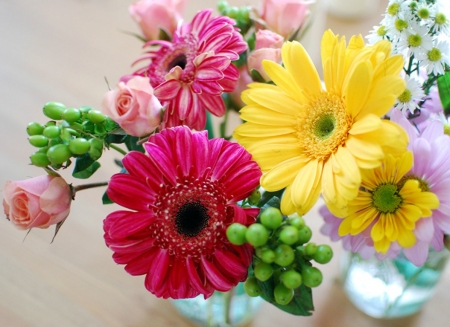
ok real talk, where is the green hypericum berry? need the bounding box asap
[313,245,333,264]
[304,242,317,256]
[281,269,303,289]
[69,138,91,155]
[61,107,81,123]
[45,121,57,127]
[297,225,312,244]
[227,6,239,18]
[86,109,106,124]
[254,262,273,282]
[43,102,65,120]
[28,135,48,148]
[217,0,228,14]
[47,144,71,164]
[302,266,323,288]
[274,283,294,305]
[260,207,283,230]
[288,215,305,229]
[279,226,299,245]
[237,6,250,21]
[260,249,276,264]
[30,152,50,167]
[89,138,103,160]
[43,125,61,139]
[244,276,262,297]
[226,223,247,245]
[245,223,269,247]
[274,244,295,267]
[26,122,45,136]
[247,188,261,205]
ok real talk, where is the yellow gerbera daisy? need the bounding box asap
[338,151,439,254]
[233,30,408,216]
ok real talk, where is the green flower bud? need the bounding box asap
[28,135,48,147]
[69,138,91,155]
[87,109,106,124]
[26,122,45,136]
[47,144,71,165]
[43,125,61,139]
[30,152,50,167]
[61,107,81,123]
[43,102,65,120]
[247,188,261,206]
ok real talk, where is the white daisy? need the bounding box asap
[417,40,450,75]
[366,24,389,44]
[395,75,426,113]
[415,1,434,22]
[397,22,434,57]
[433,8,450,35]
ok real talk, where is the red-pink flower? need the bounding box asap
[103,126,262,299]
[131,9,247,130]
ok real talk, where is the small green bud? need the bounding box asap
[43,102,65,120]
[247,188,261,205]
[217,0,229,14]
[227,6,239,18]
[47,144,71,164]
[226,223,247,245]
[26,122,45,136]
[61,107,81,123]
[43,125,61,139]
[28,135,48,147]
[86,109,106,124]
[69,138,91,155]
[30,152,51,167]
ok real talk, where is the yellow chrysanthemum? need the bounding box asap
[233,30,408,216]
[338,152,439,254]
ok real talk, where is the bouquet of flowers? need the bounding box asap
[3,0,450,323]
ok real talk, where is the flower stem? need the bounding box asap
[109,143,127,156]
[72,182,108,194]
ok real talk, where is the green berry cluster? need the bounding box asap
[217,1,251,35]
[226,207,333,306]
[27,101,116,169]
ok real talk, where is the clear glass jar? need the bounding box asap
[171,282,263,327]
[340,248,450,318]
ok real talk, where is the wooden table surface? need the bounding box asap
[1,1,449,326]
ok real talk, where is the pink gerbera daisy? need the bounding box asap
[103,126,262,299]
[132,9,247,130]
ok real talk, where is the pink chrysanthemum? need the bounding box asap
[103,126,262,299]
[132,9,247,130]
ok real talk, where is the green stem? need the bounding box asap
[223,288,234,325]
[72,182,108,195]
[109,143,127,156]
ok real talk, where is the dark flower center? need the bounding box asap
[167,53,187,71]
[175,200,210,237]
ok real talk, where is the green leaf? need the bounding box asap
[258,190,284,208]
[102,190,114,204]
[250,69,266,83]
[437,72,450,115]
[72,161,101,179]
[205,112,215,139]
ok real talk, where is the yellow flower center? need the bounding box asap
[428,48,442,62]
[297,93,352,160]
[388,3,400,15]
[395,19,408,31]
[436,13,447,25]
[372,183,402,213]
[417,8,430,19]
[377,25,387,37]
[407,34,422,47]
[398,89,412,103]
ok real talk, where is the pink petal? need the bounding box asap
[191,130,209,177]
[122,151,163,189]
[144,248,171,295]
[199,94,226,117]
[200,256,235,291]
[214,248,247,279]
[124,251,154,276]
[107,174,155,210]
[106,210,157,239]
[176,86,193,120]
[403,242,429,266]
[175,126,193,176]
[144,143,178,185]
[186,256,213,296]
[155,79,181,101]
[211,142,248,180]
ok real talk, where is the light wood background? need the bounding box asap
[1,1,449,326]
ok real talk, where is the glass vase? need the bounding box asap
[171,282,263,327]
[340,248,450,318]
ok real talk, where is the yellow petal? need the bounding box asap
[247,88,305,116]
[371,218,386,242]
[346,135,384,162]
[251,143,302,171]
[233,122,296,138]
[397,228,416,248]
[344,60,373,117]
[332,146,361,189]
[282,41,322,97]
[262,60,306,103]
[240,105,296,126]
[349,114,382,136]
[261,157,308,191]
[280,184,296,215]
[291,159,322,210]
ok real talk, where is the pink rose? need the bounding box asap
[229,65,253,108]
[102,76,162,137]
[129,0,186,41]
[247,30,284,81]
[3,175,72,230]
[260,0,313,39]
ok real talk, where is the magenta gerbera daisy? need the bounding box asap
[132,9,247,130]
[103,126,262,299]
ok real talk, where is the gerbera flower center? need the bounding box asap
[298,93,352,160]
[167,54,188,71]
[407,34,422,47]
[371,183,403,213]
[175,200,209,237]
[427,48,442,62]
[395,19,408,32]
[152,177,229,260]
[398,89,412,103]
[435,13,447,25]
